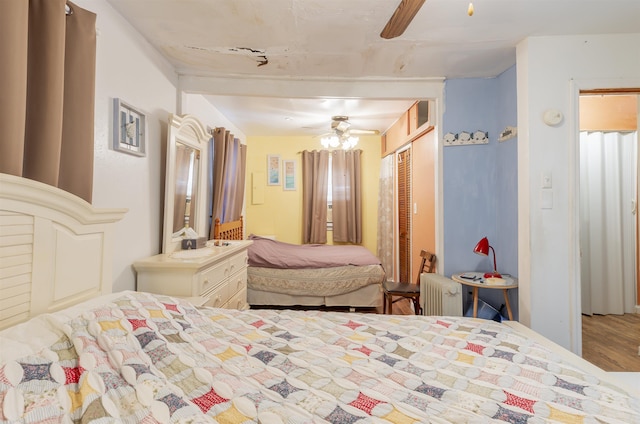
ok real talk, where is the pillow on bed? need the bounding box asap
[247,234,381,269]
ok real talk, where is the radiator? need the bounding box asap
[420,273,463,316]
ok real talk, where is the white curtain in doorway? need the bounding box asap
[580,131,637,315]
[377,155,395,280]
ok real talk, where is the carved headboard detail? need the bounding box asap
[213,216,243,240]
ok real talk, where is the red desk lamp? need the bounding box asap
[473,237,502,278]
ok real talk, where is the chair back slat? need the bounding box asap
[415,250,436,284]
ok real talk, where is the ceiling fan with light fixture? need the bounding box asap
[380,0,426,39]
[319,116,379,149]
[381,0,475,38]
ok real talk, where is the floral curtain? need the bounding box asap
[377,154,395,279]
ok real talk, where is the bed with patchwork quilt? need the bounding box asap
[0,291,638,423]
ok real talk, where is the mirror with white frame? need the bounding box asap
[162,114,210,253]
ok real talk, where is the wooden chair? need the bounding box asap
[383,250,436,314]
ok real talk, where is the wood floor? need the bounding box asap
[386,300,640,371]
[582,313,640,372]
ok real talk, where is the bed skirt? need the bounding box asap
[247,264,384,296]
[247,283,383,307]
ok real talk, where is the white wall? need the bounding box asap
[71,2,253,293]
[517,33,640,352]
[181,94,246,143]
[74,1,179,292]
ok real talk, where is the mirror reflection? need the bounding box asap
[163,114,209,253]
[172,142,200,234]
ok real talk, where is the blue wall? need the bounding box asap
[442,65,518,318]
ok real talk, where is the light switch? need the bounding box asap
[252,172,265,204]
[414,203,417,214]
[541,189,553,209]
[542,172,552,189]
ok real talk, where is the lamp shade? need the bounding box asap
[473,237,501,278]
[473,237,490,256]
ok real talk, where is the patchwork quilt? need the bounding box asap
[0,291,638,423]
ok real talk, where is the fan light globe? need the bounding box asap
[342,136,359,149]
[321,135,358,150]
[321,135,340,148]
[321,116,365,149]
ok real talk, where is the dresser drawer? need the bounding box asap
[227,270,247,297]
[226,286,247,310]
[228,251,248,276]
[202,283,228,308]
[134,240,252,311]
[199,261,229,295]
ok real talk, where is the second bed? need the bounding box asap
[246,235,385,308]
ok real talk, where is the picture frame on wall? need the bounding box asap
[267,154,281,185]
[283,159,296,191]
[112,98,146,157]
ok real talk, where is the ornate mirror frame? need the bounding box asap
[162,114,210,253]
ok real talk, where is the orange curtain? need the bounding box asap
[332,149,363,244]
[0,0,96,202]
[301,150,329,244]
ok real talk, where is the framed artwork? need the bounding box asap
[267,154,281,185]
[283,159,296,191]
[113,98,146,156]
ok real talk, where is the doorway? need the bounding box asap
[579,92,640,358]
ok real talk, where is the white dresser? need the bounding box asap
[133,241,252,309]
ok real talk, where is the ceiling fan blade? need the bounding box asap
[380,0,426,39]
[350,129,380,135]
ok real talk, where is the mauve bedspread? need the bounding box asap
[247,235,381,269]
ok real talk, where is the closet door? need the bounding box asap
[397,148,411,283]
[411,129,436,278]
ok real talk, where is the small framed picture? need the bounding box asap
[283,160,296,191]
[113,98,146,157]
[267,154,281,185]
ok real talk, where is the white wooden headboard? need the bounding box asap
[0,173,127,329]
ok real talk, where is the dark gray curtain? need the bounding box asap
[332,149,363,244]
[301,150,329,244]
[0,0,96,202]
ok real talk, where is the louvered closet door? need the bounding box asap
[397,148,411,283]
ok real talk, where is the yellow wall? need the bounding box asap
[245,135,381,254]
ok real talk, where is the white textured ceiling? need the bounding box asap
[107,0,640,136]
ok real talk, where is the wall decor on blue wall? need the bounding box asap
[442,65,518,319]
[498,126,517,142]
[443,130,489,146]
